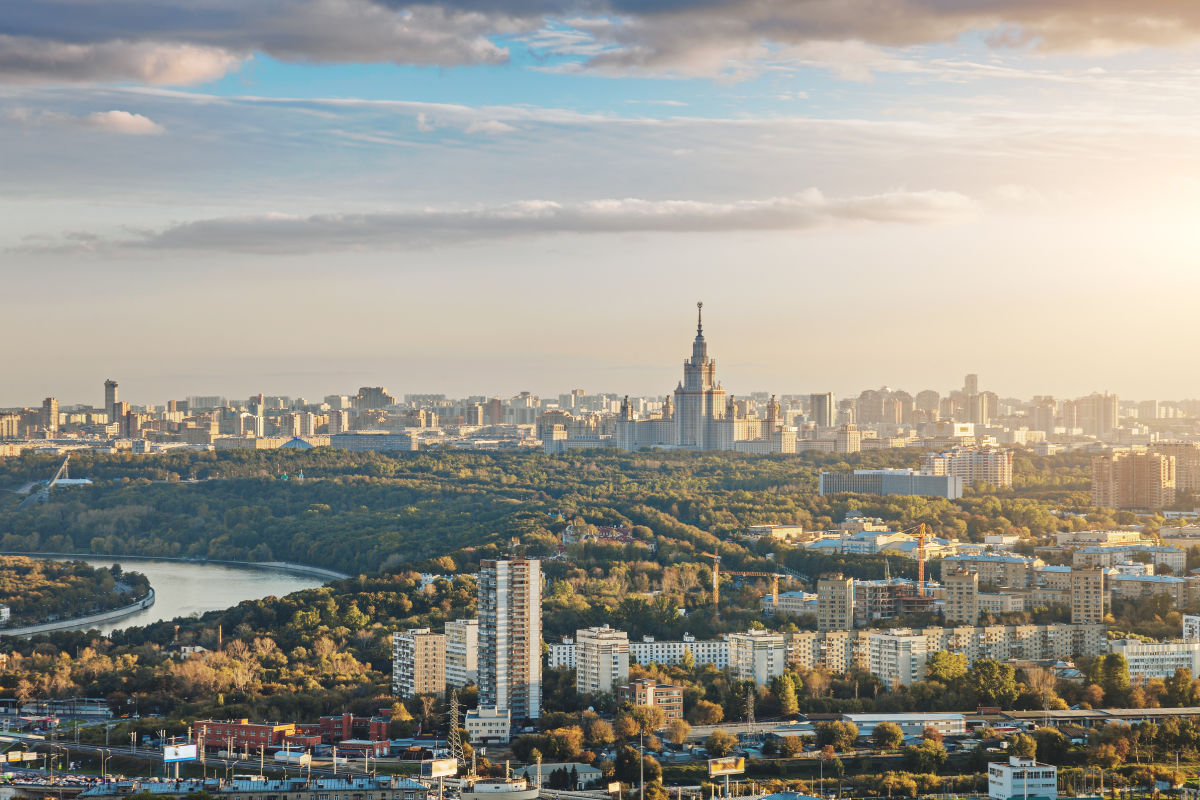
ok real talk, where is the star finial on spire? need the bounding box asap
[697,300,703,335]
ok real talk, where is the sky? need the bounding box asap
[4,0,1200,407]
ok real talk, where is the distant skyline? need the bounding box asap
[5,1,1200,404]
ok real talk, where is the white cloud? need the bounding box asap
[4,106,165,135]
[22,189,975,254]
[0,36,241,85]
[464,119,517,135]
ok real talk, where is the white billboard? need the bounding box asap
[421,758,458,778]
[163,744,199,763]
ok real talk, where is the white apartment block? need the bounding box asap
[1109,639,1200,679]
[548,633,729,670]
[868,629,929,687]
[445,618,479,689]
[575,625,630,694]
[727,630,786,686]
[465,707,511,745]
[1185,615,1200,641]
[988,757,1057,800]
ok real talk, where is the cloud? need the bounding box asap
[4,107,165,135]
[7,0,1200,86]
[24,189,974,254]
[464,119,517,135]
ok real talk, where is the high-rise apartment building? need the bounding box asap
[869,629,929,687]
[104,379,119,421]
[392,628,446,698]
[575,625,629,694]
[727,630,786,686]
[479,558,542,720]
[817,575,855,631]
[445,618,479,689]
[1078,392,1119,439]
[1152,442,1200,494]
[41,397,58,434]
[944,569,979,625]
[809,393,834,428]
[963,374,979,396]
[1070,567,1105,625]
[1092,451,1176,510]
[922,447,1014,488]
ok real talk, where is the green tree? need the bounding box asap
[903,739,947,773]
[872,722,904,750]
[1101,653,1131,706]
[967,659,1019,708]
[1010,733,1036,759]
[927,651,969,683]
[778,676,800,717]
[704,730,738,757]
[815,721,859,752]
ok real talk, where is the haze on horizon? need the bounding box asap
[4,0,1200,407]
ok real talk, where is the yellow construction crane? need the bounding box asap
[723,570,787,610]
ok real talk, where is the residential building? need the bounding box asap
[940,554,1042,589]
[868,629,929,687]
[1069,568,1105,625]
[1185,615,1200,641]
[922,447,1014,488]
[478,558,542,720]
[104,379,119,422]
[727,629,786,685]
[810,393,834,428]
[41,397,58,433]
[818,575,855,631]
[444,618,479,689]
[575,625,630,695]
[1092,451,1176,510]
[618,678,685,721]
[392,628,446,698]
[1072,544,1185,574]
[977,593,1025,615]
[943,570,979,625]
[988,756,1058,800]
[1108,574,1187,606]
[547,633,730,670]
[835,424,862,453]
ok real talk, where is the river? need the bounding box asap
[47,558,329,634]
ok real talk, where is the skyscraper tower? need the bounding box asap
[673,301,725,449]
[104,379,119,421]
[478,558,542,720]
[41,397,59,434]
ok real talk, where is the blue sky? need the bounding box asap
[4,1,1200,406]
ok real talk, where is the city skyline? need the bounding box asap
[5,3,1200,405]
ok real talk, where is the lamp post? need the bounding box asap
[100,748,112,782]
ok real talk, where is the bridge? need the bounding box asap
[16,456,92,510]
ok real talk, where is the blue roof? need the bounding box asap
[1109,574,1185,584]
[1037,565,1071,572]
[281,436,315,449]
[944,553,1035,564]
[1077,545,1183,554]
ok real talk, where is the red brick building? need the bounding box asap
[196,719,296,753]
[318,713,389,743]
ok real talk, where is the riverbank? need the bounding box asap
[0,552,350,581]
[0,588,155,637]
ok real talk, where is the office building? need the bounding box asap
[41,397,58,434]
[727,629,786,685]
[104,379,119,421]
[944,570,979,625]
[1108,639,1200,679]
[618,678,684,721]
[478,558,542,720]
[819,469,963,500]
[444,618,479,689]
[988,756,1057,800]
[464,706,511,745]
[818,575,855,631]
[392,628,446,698]
[575,625,630,695]
[1092,451,1176,510]
[810,393,834,428]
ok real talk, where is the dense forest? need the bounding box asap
[0,556,150,626]
[0,448,1103,576]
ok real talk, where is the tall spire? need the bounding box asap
[697,301,703,336]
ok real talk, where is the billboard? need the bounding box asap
[707,757,745,778]
[163,744,199,763]
[421,758,458,778]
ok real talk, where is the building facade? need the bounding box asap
[575,625,630,695]
[392,628,446,698]
[478,558,542,720]
[445,618,479,689]
[727,630,786,686]
[818,575,855,631]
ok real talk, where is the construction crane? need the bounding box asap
[723,570,789,610]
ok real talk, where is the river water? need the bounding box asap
[48,558,327,634]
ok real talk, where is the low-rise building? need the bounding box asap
[988,756,1057,800]
[78,777,429,800]
[842,713,966,738]
[196,719,295,753]
[465,706,511,744]
[1073,545,1185,574]
[1108,639,1200,679]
